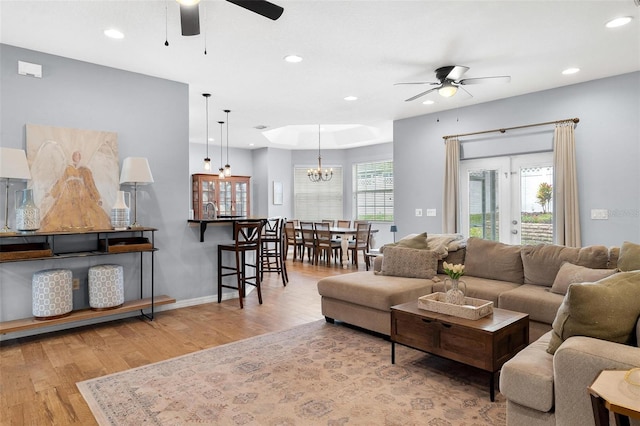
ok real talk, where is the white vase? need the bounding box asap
[15,189,40,233]
[110,191,130,229]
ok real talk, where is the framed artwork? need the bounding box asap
[26,124,119,232]
[273,181,283,205]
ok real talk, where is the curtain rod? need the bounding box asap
[442,117,579,141]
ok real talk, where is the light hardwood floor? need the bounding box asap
[0,256,362,425]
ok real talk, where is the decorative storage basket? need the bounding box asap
[32,269,73,320]
[418,292,493,320]
[88,264,124,310]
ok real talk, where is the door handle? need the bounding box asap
[512,220,518,225]
[511,229,518,234]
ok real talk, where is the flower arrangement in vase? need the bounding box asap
[442,261,467,305]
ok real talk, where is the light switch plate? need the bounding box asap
[590,209,609,220]
[426,209,436,217]
[415,209,423,217]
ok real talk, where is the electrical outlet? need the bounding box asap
[72,278,80,290]
[415,209,423,217]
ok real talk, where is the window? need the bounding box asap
[293,166,343,220]
[354,160,393,222]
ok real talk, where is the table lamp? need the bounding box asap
[390,225,398,243]
[119,157,154,228]
[0,148,32,233]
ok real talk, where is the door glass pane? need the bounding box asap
[219,181,232,215]
[468,170,499,241]
[235,182,247,216]
[520,165,553,244]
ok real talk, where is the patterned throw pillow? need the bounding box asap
[550,261,617,295]
[547,271,640,354]
[380,246,437,279]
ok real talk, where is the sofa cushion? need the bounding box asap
[464,237,524,283]
[609,246,620,269]
[437,247,466,274]
[550,262,617,295]
[618,241,640,272]
[499,284,565,324]
[380,246,437,279]
[433,275,521,305]
[317,272,433,312]
[521,244,609,286]
[547,271,640,354]
[499,331,555,412]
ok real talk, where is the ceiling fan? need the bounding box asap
[396,65,511,102]
[178,0,284,36]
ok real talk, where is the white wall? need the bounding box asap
[393,72,640,247]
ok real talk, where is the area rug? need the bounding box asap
[77,320,505,425]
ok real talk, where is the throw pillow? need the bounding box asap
[380,246,437,279]
[521,244,609,286]
[550,262,617,295]
[396,232,429,250]
[547,271,640,354]
[464,237,524,283]
[618,241,640,272]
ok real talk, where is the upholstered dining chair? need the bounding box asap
[348,222,371,268]
[337,220,351,228]
[217,221,263,309]
[314,222,342,265]
[284,220,303,261]
[299,221,316,263]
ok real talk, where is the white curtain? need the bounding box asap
[442,137,460,233]
[553,122,581,247]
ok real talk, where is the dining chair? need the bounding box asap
[217,221,263,309]
[348,222,371,268]
[337,220,351,228]
[314,222,342,265]
[284,220,303,261]
[299,221,316,263]
[261,217,288,286]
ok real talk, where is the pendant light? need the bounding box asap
[224,109,232,177]
[203,93,211,171]
[218,121,225,179]
[307,124,333,182]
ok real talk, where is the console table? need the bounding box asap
[0,227,175,335]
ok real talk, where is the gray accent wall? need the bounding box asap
[393,71,640,246]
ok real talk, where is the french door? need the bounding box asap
[460,153,553,245]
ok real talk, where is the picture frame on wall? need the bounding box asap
[273,181,283,205]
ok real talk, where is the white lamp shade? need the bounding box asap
[119,157,154,185]
[0,148,31,180]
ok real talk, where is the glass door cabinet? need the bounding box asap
[192,174,251,219]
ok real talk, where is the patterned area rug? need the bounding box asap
[77,320,505,425]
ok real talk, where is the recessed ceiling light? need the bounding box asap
[422,100,435,105]
[344,96,358,101]
[284,55,302,63]
[606,16,632,28]
[104,28,124,39]
[562,68,580,75]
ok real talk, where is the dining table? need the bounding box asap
[298,226,378,269]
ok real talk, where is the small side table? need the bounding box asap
[588,369,640,426]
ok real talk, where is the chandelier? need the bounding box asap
[308,124,333,182]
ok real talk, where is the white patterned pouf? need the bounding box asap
[88,264,124,310]
[32,269,73,320]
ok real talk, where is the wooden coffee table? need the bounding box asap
[390,300,529,401]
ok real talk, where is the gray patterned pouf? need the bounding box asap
[32,269,73,320]
[88,264,124,310]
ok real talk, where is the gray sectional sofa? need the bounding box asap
[316,236,640,426]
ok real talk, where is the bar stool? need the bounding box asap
[218,221,263,309]
[261,217,288,285]
[32,269,73,320]
[88,264,124,310]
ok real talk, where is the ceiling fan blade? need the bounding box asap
[459,76,511,85]
[180,4,200,36]
[436,65,469,82]
[226,0,284,20]
[405,86,440,102]
[393,81,440,86]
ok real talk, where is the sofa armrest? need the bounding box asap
[554,336,640,426]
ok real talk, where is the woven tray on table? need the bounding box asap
[418,292,493,320]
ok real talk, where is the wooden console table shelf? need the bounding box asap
[0,227,173,335]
